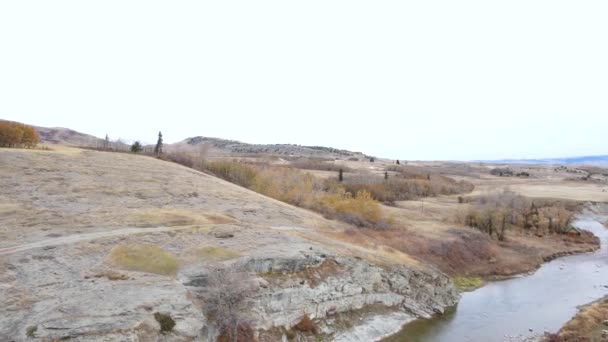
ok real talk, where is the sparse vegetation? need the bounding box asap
[294,314,318,334]
[108,244,178,276]
[0,121,40,148]
[205,269,256,342]
[154,312,176,333]
[340,174,474,204]
[453,276,484,291]
[25,325,37,338]
[194,246,240,260]
[165,153,392,228]
[547,297,608,341]
[290,158,351,172]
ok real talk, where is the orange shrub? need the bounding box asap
[320,189,386,228]
[0,121,40,148]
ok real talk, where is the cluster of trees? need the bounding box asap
[0,121,40,148]
[338,173,474,204]
[458,190,575,240]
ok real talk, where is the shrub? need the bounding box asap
[0,121,40,148]
[294,315,318,334]
[290,158,351,172]
[341,175,473,204]
[206,160,258,188]
[25,325,37,338]
[130,141,142,153]
[154,312,176,333]
[320,190,386,228]
[217,322,254,342]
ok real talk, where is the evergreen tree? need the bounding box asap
[154,131,163,155]
[131,141,142,153]
[339,168,344,182]
[104,134,110,150]
[384,171,388,180]
[396,160,400,165]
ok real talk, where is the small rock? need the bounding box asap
[214,232,234,239]
[602,320,608,327]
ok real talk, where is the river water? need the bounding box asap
[386,217,608,342]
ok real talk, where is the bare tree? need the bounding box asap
[193,143,210,170]
[204,268,256,342]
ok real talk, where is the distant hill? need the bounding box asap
[172,136,367,159]
[34,125,104,146]
[478,155,608,166]
[0,119,103,146]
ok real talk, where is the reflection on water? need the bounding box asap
[386,218,608,342]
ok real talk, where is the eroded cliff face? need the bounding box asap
[184,251,459,341]
[0,241,457,342]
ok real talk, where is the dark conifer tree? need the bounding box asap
[154,131,163,155]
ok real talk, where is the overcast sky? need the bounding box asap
[1,1,606,160]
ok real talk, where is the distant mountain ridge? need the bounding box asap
[478,155,608,165]
[173,135,366,158]
[7,121,367,159]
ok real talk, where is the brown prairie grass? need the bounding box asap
[191,246,241,261]
[552,297,608,341]
[108,244,178,276]
[127,209,234,228]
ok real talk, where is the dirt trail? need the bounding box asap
[0,226,181,256]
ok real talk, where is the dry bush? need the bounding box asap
[204,269,257,342]
[206,160,258,188]
[108,244,178,276]
[0,121,40,148]
[340,174,473,204]
[294,314,318,334]
[341,227,497,276]
[251,166,319,208]
[319,189,386,228]
[290,158,351,172]
[159,156,393,228]
[557,298,608,341]
[194,246,240,261]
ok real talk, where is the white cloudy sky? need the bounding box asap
[1,1,606,160]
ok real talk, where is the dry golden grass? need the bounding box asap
[554,297,608,341]
[190,246,241,261]
[126,209,235,228]
[108,244,178,276]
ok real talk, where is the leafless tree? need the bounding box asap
[204,268,257,342]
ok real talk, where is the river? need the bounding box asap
[385,216,608,342]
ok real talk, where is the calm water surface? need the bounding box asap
[386,218,608,342]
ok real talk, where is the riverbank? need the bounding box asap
[543,295,608,341]
[382,209,608,341]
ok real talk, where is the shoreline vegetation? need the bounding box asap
[544,295,608,341]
